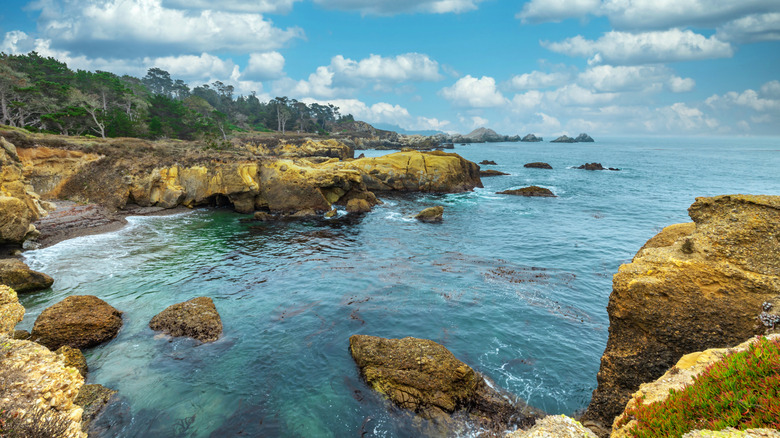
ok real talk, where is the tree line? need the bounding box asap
[0,52,352,140]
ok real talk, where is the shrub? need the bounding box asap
[620,336,780,437]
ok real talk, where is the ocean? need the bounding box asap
[18,136,780,437]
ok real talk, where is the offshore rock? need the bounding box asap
[0,258,54,293]
[149,296,222,343]
[506,415,597,438]
[577,163,604,170]
[575,133,595,142]
[74,384,117,433]
[521,134,543,142]
[479,160,497,165]
[551,135,576,143]
[612,334,780,438]
[582,195,780,432]
[524,162,552,169]
[31,295,123,350]
[349,335,542,431]
[1,285,25,335]
[324,150,483,193]
[57,345,88,378]
[497,186,555,197]
[480,169,510,177]
[415,206,444,223]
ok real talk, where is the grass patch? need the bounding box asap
[619,336,780,437]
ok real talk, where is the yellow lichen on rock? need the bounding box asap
[0,285,25,336]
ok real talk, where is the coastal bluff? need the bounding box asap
[582,194,780,433]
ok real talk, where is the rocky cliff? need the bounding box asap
[582,195,780,432]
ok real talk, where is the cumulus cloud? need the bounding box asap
[716,13,780,43]
[705,82,780,112]
[650,102,719,132]
[517,0,601,23]
[161,0,301,13]
[440,75,507,108]
[508,71,572,90]
[330,53,442,84]
[543,29,734,65]
[30,0,303,57]
[300,98,412,126]
[578,65,694,93]
[244,52,286,80]
[312,0,486,15]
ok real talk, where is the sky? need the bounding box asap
[1,0,779,136]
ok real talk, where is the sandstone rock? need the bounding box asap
[575,133,595,142]
[0,196,35,244]
[13,329,30,340]
[415,206,444,223]
[74,384,117,433]
[524,162,552,169]
[521,134,543,142]
[551,135,576,143]
[0,336,87,438]
[31,295,123,350]
[497,186,556,197]
[149,296,222,343]
[635,222,696,260]
[57,346,88,378]
[346,198,372,213]
[582,195,780,431]
[0,136,47,245]
[253,211,273,221]
[611,334,780,438]
[325,150,483,193]
[479,160,498,165]
[0,258,54,293]
[480,170,510,177]
[1,285,25,336]
[349,335,541,430]
[506,415,597,438]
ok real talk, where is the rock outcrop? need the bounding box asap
[582,195,780,432]
[575,133,595,142]
[521,134,543,142]
[524,162,552,169]
[551,135,576,143]
[611,334,780,438]
[31,295,123,350]
[149,296,222,343]
[415,206,444,223]
[1,135,50,245]
[349,335,541,431]
[0,258,54,293]
[0,285,24,336]
[324,150,483,193]
[57,346,88,378]
[506,415,597,438]
[497,186,556,197]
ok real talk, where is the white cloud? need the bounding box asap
[470,116,489,128]
[510,90,544,112]
[330,53,442,83]
[578,65,694,93]
[761,80,780,98]
[301,98,411,126]
[706,84,780,113]
[651,102,719,132]
[508,71,572,90]
[716,13,780,43]
[546,84,617,106]
[543,29,734,65]
[408,117,451,131]
[517,0,601,23]
[245,52,286,80]
[30,0,303,57]
[161,0,301,13]
[440,75,507,108]
[312,0,486,15]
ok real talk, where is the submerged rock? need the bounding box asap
[582,195,780,432]
[480,169,510,177]
[551,135,576,143]
[74,384,118,434]
[0,258,54,293]
[149,296,222,343]
[57,345,88,378]
[575,133,595,142]
[349,335,541,431]
[31,295,123,350]
[523,162,552,169]
[415,206,444,223]
[497,186,556,197]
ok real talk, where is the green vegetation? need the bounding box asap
[0,52,352,141]
[620,336,780,437]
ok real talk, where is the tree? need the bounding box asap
[142,68,174,98]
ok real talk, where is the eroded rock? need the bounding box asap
[481,169,510,177]
[149,296,222,343]
[506,415,597,438]
[74,384,117,433]
[57,346,88,378]
[497,186,556,197]
[31,295,123,350]
[523,162,552,169]
[0,258,54,293]
[1,285,25,336]
[415,206,444,223]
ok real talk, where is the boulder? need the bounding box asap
[1,285,25,336]
[415,206,444,223]
[582,195,780,432]
[149,296,222,343]
[349,335,541,430]
[506,415,597,438]
[523,162,552,169]
[0,258,54,293]
[551,135,576,143]
[56,345,88,378]
[577,163,604,170]
[346,198,372,213]
[497,186,556,197]
[479,160,497,165]
[480,169,510,177]
[74,384,117,434]
[31,295,123,350]
[521,134,543,142]
[575,133,595,142]
[253,211,273,221]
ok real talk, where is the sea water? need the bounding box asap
[18,137,780,437]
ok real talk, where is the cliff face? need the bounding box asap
[0,136,51,244]
[582,195,780,431]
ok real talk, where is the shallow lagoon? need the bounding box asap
[19,137,780,437]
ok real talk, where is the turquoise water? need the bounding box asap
[18,137,780,437]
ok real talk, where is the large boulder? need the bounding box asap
[0,258,54,293]
[349,335,541,431]
[325,151,483,193]
[31,295,123,350]
[523,162,552,169]
[497,186,556,197]
[415,206,444,223]
[1,285,25,336]
[149,296,222,343]
[582,195,780,433]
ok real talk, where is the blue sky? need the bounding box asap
[1,0,779,136]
